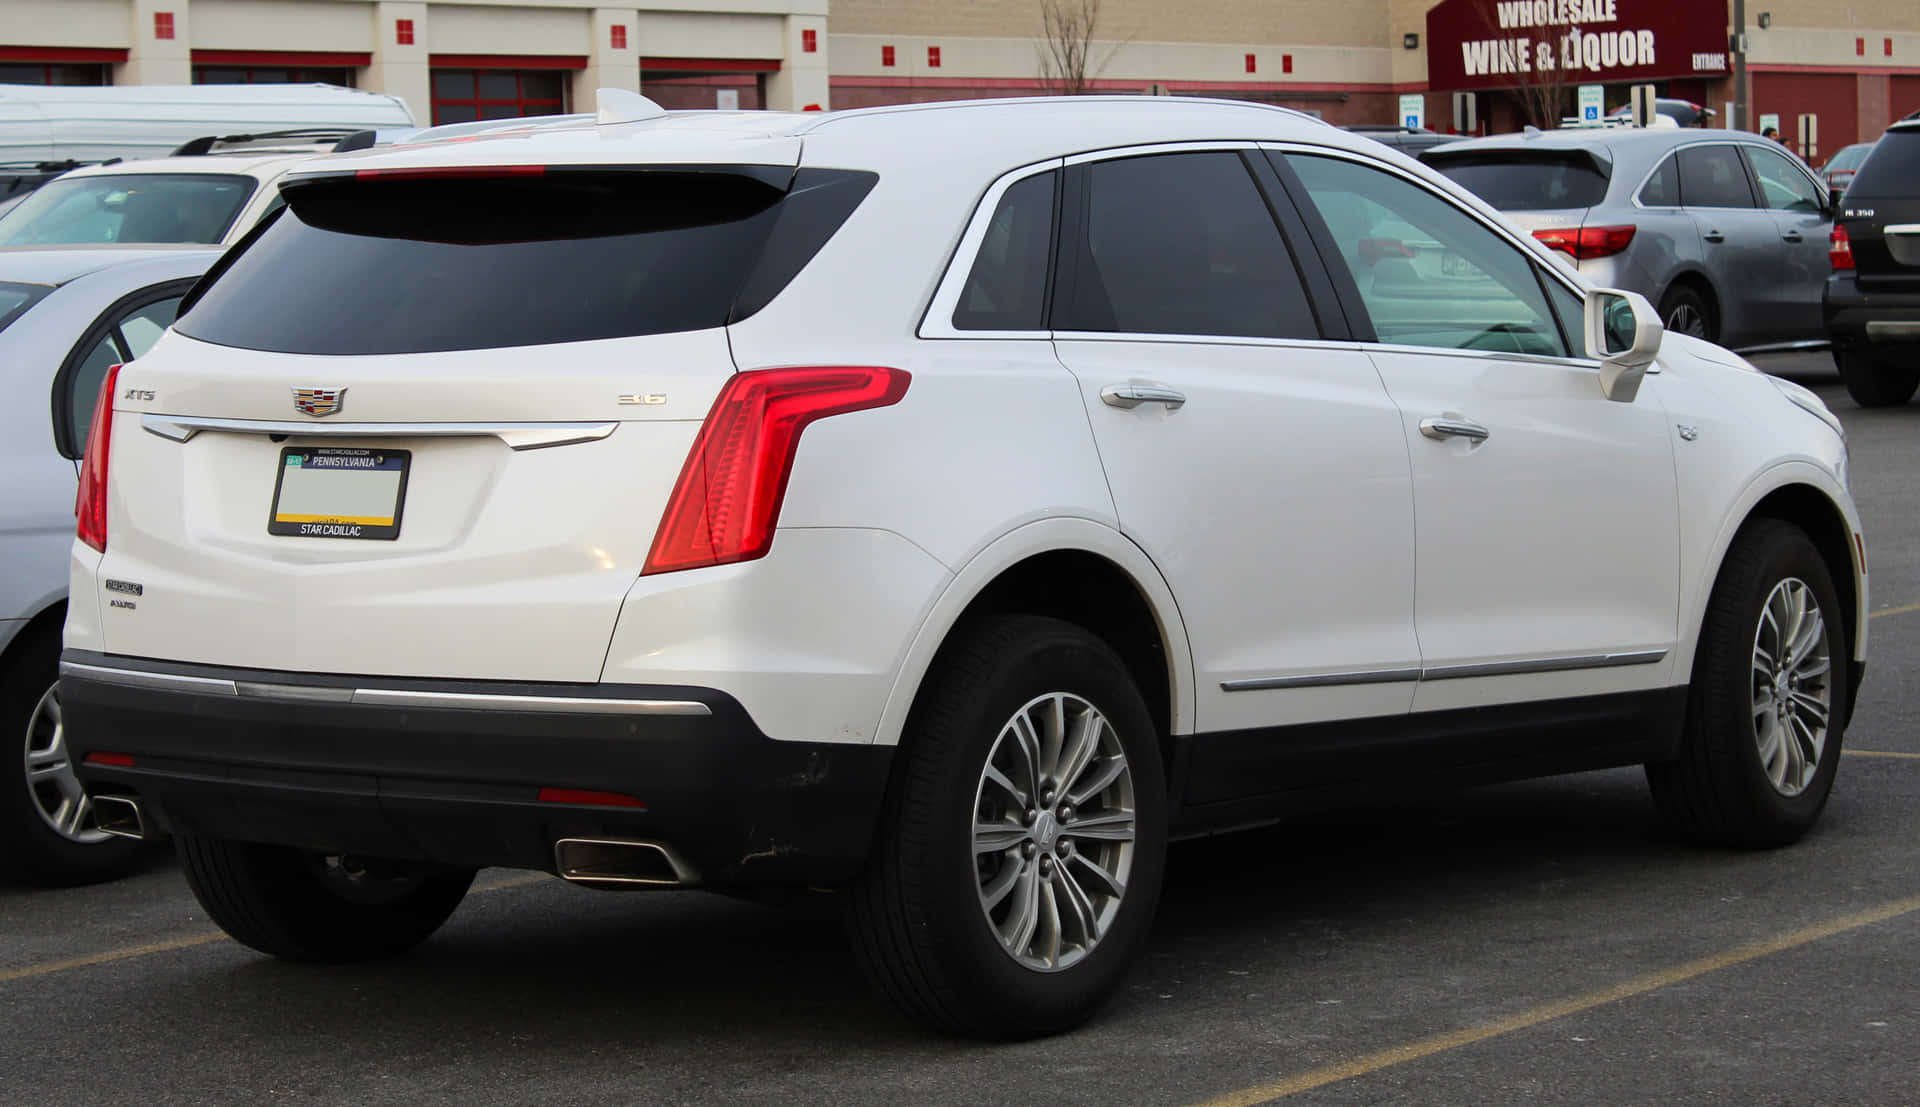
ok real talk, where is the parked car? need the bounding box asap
[1826,119,1920,405]
[1820,141,1876,200]
[1425,127,1835,350]
[0,82,413,164]
[0,245,217,885]
[0,131,373,248]
[63,96,1863,1037]
[1604,98,1715,127]
[1343,125,1458,156]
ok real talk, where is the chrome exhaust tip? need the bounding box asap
[553,837,697,888]
[92,794,147,840]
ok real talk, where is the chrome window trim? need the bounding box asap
[141,414,619,452]
[1051,331,1365,354]
[1219,648,1668,691]
[917,155,1064,342]
[59,661,714,716]
[1262,141,1602,363]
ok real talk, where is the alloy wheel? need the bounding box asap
[1752,577,1832,797]
[1665,303,1707,338]
[972,692,1136,972]
[23,684,110,844]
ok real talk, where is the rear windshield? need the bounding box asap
[0,173,255,246]
[1825,144,1873,174]
[177,166,875,355]
[1427,152,1610,211]
[0,281,50,335]
[1846,130,1920,199]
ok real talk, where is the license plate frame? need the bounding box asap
[268,446,411,541]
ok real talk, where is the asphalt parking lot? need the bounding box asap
[6,349,1918,1106]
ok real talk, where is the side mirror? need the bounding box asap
[1586,288,1662,403]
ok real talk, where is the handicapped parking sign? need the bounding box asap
[1398,94,1424,130]
[1578,85,1604,124]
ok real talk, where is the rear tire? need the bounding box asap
[1836,348,1920,408]
[176,835,474,961]
[846,615,1167,1038]
[0,629,145,886]
[1659,284,1716,343]
[1647,519,1849,848]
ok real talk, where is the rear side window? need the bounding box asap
[1638,155,1680,206]
[1427,153,1610,211]
[1744,145,1825,213]
[1058,151,1319,340]
[1676,145,1755,208]
[0,281,49,335]
[0,174,255,246]
[177,167,874,355]
[1846,129,1920,199]
[954,170,1055,331]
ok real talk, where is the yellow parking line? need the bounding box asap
[0,871,553,986]
[1846,749,1920,759]
[1869,601,1920,620]
[1189,892,1920,1107]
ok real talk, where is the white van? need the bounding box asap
[0,83,415,163]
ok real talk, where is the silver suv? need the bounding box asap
[1425,128,1835,351]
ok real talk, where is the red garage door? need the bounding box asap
[1893,76,1920,123]
[1752,71,1859,166]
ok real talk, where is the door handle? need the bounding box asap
[1419,416,1490,442]
[1781,230,1804,243]
[1703,230,1726,243]
[1100,384,1187,410]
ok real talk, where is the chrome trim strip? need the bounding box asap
[1221,667,1421,692]
[349,688,712,716]
[59,661,713,716]
[1220,650,1667,691]
[59,661,238,696]
[1419,649,1668,682]
[140,414,619,451]
[1882,224,1920,235]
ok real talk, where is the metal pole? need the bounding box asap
[1733,0,1747,131]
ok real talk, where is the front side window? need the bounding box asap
[954,170,1055,331]
[1744,145,1825,213]
[1289,154,1568,357]
[1676,145,1756,209]
[1057,151,1319,340]
[0,173,255,246]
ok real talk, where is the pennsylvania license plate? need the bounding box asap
[268,447,410,540]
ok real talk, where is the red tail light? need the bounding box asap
[75,363,122,553]
[537,787,645,809]
[643,366,911,575]
[1830,223,1855,271]
[1531,224,1637,260]
[83,752,135,767]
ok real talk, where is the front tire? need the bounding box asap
[1836,348,1920,408]
[177,835,474,961]
[0,629,145,886]
[847,615,1167,1038]
[1648,519,1849,848]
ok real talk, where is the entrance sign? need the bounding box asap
[1425,0,1731,90]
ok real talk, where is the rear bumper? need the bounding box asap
[60,650,892,888]
[1825,275,1920,347]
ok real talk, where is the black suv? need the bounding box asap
[1827,119,1920,406]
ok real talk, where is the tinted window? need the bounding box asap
[118,297,182,359]
[1059,152,1318,339]
[1825,144,1873,174]
[1428,153,1609,211]
[1677,145,1755,208]
[64,295,183,450]
[1846,129,1920,199]
[0,173,255,245]
[1745,145,1824,213]
[0,281,49,335]
[954,170,1055,331]
[1543,275,1587,355]
[1639,154,1680,206]
[179,168,870,355]
[1290,154,1568,357]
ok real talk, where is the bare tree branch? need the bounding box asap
[1037,0,1101,96]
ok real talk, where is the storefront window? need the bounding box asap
[0,63,108,85]
[430,70,568,124]
[195,67,357,87]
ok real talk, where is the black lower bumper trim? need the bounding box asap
[60,650,892,888]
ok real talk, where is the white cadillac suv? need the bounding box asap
[62,96,1866,1037]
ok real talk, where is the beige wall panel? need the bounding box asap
[1755,3,1920,32]
[639,12,785,59]
[1752,26,1920,67]
[831,33,1390,86]
[428,4,590,55]
[422,0,823,12]
[829,0,1389,49]
[194,0,372,52]
[5,0,127,47]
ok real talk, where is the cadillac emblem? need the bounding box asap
[293,388,347,417]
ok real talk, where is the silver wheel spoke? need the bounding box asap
[1064,811,1135,843]
[1038,880,1064,968]
[1056,866,1100,949]
[974,821,1029,854]
[981,762,1025,807]
[1000,863,1041,954]
[979,857,1023,912]
[1010,714,1045,798]
[1757,717,1786,784]
[1790,691,1829,726]
[1054,711,1103,799]
[1067,754,1127,808]
[1069,852,1126,899]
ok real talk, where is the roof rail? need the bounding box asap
[171,128,370,157]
